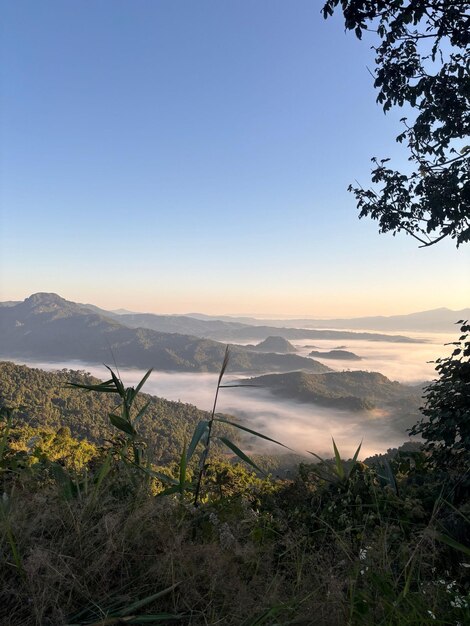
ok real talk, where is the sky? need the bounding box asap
[1,0,469,317]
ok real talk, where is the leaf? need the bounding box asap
[380,459,398,495]
[351,441,363,465]
[92,451,113,496]
[307,450,325,464]
[133,401,151,426]
[123,616,184,623]
[433,532,470,556]
[109,413,136,436]
[187,420,209,461]
[135,466,178,485]
[117,583,180,616]
[214,416,291,449]
[218,437,264,474]
[134,369,153,396]
[179,440,187,496]
[105,365,125,397]
[67,379,118,393]
[332,438,345,480]
[217,345,230,387]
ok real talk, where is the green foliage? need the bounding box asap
[1,350,469,625]
[323,0,470,247]
[0,361,215,464]
[409,322,470,470]
[190,347,288,505]
[308,438,362,484]
[68,366,153,468]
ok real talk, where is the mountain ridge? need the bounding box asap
[0,293,330,375]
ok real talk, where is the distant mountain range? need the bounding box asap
[185,307,470,333]
[3,298,467,333]
[78,305,421,343]
[0,293,331,374]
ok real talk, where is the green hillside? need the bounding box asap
[0,361,214,464]
[244,370,423,419]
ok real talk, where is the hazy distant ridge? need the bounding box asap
[0,293,330,374]
[187,308,470,333]
[76,303,422,343]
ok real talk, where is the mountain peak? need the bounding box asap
[254,336,297,353]
[25,292,68,305]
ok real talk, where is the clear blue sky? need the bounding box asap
[1,0,468,315]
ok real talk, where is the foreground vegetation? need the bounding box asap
[0,328,469,625]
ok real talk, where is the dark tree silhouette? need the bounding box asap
[323,1,470,247]
[409,322,470,470]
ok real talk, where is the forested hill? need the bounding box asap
[0,361,213,463]
[244,370,423,421]
[0,293,329,374]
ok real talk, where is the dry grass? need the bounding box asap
[0,484,352,626]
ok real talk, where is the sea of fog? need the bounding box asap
[4,331,455,460]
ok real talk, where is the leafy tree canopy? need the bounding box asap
[409,322,470,469]
[323,0,470,247]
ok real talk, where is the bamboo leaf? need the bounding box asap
[134,368,153,396]
[352,441,363,465]
[117,583,180,616]
[179,440,187,496]
[217,345,230,387]
[332,438,345,480]
[131,465,178,485]
[307,450,325,464]
[105,365,125,397]
[133,401,151,426]
[433,532,470,556]
[214,416,291,449]
[187,420,209,461]
[218,437,264,474]
[92,451,113,496]
[124,616,184,623]
[109,413,136,436]
[67,380,118,393]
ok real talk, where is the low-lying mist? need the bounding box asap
[232,330,454,384]
[5,330,454,460]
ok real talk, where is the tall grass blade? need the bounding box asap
[0,407,13,464]
[332,438,345,480]
[133,368,153,397]
[179,440,187,498]
[133,401,151,426]
[67,380,118,393]
[117,582,180,616]
[92,451,113,497]
[433,531,470,556]
[218,437,264,474]
[187,420,210,461]
[214,416,291,449]
[351,441,363,465]
[217,345,230,387]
